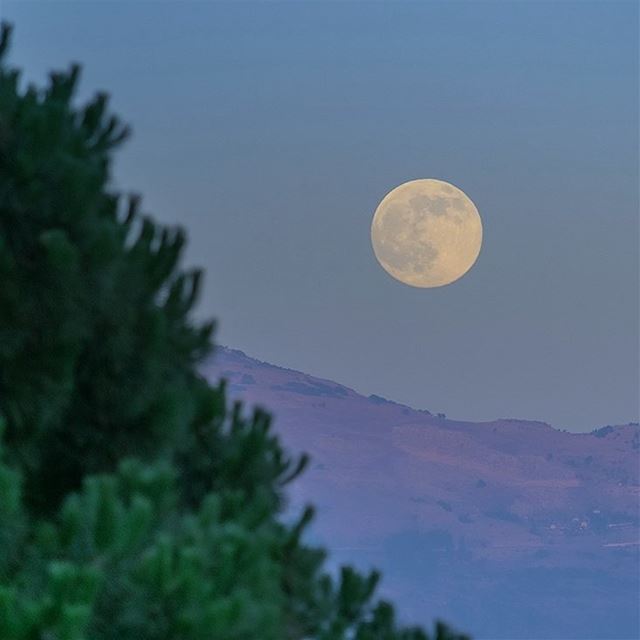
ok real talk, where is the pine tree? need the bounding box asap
[0,23,470,640]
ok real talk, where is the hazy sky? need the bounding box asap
[4,1,638,431]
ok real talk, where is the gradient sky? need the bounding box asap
[4,1,638,431]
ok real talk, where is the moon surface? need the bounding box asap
[371,179,483,288]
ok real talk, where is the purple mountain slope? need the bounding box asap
[202,347,639,640]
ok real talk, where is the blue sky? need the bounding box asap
[4,1,638,431]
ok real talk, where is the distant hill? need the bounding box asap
[203,347,639,640]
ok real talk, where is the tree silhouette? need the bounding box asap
[0,23,470,640]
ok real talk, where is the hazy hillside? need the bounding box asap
[203,347,639,640]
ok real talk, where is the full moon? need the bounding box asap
[371,179,483,288]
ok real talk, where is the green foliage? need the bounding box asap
[0,22,470,640]
[0,20,213,513]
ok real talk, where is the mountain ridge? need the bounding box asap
[212,346,637,435]
[202,345,639,639]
